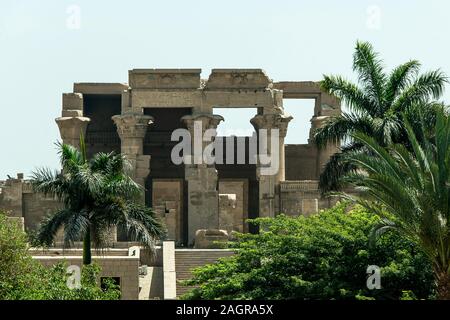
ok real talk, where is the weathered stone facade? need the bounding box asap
[0,68,341,247]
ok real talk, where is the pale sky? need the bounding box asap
[1,0,449,179]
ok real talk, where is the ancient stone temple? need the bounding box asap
[0,68,341,247]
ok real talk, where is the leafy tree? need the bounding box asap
[0,212,120,300]
[315,41,447,193]
[0,212,36,297]
[181,203,434,300]
[339,110,450,299]
[31,138,166,265]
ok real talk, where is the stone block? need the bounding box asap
[218,179,247,234]
[121,90,131,113]
[162,241,176,299]
[131,90,202,110]
[301,198,319,216]
[206,69,272,90]
[62,110,83,117]
[129,69,201,89]
[62,93,83,111]
[194,229,229,249]
[73,83,128,94]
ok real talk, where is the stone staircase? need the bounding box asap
[175,249,234,298]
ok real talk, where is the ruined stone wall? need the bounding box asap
[285,144,318,180]
[10,68,343,246]
[22,192,62,233]
[151,179,184,244]
[218,179,248,234]
[33,256,140,300]
[0,175,24,217]
[279,180,339,216]
[0,175,61,233]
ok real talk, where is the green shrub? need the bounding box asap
[0,212,120,300]
[182,202,435,300]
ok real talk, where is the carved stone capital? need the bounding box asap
[112,113,153,157]
[250,113,293,138]
[112,113,154,140]
[55,116,91,148]
[181,114,224,132]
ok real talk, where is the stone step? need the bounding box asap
[174,249,234,298]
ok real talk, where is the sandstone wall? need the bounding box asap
[33,256,140,300]
[0,176,61,233]
[285,144,318,180]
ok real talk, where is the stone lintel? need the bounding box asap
[73,83,129,95]
[273,81,322,97]
[273,81,341,116]
[131,90,202,110]
[204,90,275,108]
[206,69,272,90]
[129,69,201,89]
[130,89,277,110]
[131,69,202,74]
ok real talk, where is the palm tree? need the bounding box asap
[315,41,447,193]
[339,110,450,299]
[31,137,166,265]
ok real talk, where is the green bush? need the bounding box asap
[0,212,120,300]
[182,202,435,300]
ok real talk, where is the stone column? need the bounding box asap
[250,113,292,183]
[309,91,341,178]
[55,93,91,149]
[181,113,224,245]
[112,112,154,198]
[275,115,292,182]
[310,115,338,177]
[250,112,292,218]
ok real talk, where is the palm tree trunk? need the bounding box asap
[83,227,92,265]
[436,271,450,300]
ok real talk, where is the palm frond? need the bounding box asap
[392,70,448,111]
[352,41,387,112]
[314,112,374,148]
[30,167,66,199]
[35,209,75,246]
[57,142,83,173]
[338,110,450,280]
[384,60,421,105]
[63,212,89,247]
[320,75,376,116]
[369,218,397,247]
[125,203,166,242]
[319,142,363,193]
